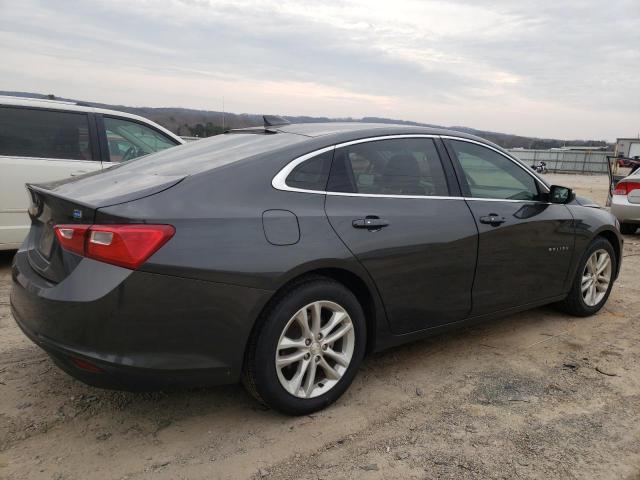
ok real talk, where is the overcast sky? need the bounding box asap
[1,0,638,140]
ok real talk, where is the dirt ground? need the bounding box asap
[1,174,639,480]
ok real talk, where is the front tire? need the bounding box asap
[243,277,366,415]
[558,237,616,316]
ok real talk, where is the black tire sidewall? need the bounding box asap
[571,238,616,315]
[620,223,637,235]
[252,280,366,415]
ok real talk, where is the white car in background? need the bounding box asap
[611,170,640,235]
[0,96,184,250]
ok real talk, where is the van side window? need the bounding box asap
[0,107,94,160]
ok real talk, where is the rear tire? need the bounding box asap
[242,277,366,415]
[557,237,616,317]
[620,223,638,235]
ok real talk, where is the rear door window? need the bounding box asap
[0,107,94,160]
[103,117,178,162]
[327,137,449,196]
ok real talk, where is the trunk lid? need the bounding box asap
[25,185,96,283]
[25,170,184,283]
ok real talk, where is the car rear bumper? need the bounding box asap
[10,249,272,390]
[611,196,640,224]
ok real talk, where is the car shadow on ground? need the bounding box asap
[6,299,564,424]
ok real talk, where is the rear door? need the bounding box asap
[445,138,575,315]
[97,115,180,168]
[0,106,101,248]
[324,136,478,334]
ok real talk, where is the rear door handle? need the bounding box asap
[479,214,506,227]
[352,216,389,230]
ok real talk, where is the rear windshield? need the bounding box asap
[110,132,306,176]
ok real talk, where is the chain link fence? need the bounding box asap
[508,149,613,174]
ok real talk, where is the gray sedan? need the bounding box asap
[11,120,623,415]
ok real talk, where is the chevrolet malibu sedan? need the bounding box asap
[11,120,623,415]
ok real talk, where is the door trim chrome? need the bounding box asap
[271,145,335,194]
[271,133,550,200]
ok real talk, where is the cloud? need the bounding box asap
[0,0,638,140]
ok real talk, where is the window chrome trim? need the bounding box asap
[271,145,335,194]
[272,133,550,202]
[334,134,439,149]
[327,191,462,200]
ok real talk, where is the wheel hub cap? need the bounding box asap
[581,249,612,307]
[275,300,355,399]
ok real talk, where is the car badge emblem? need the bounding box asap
[72,209,83,220]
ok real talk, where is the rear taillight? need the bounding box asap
[614,181,640,196]
[54,225,89,256]
[54,224,175,269]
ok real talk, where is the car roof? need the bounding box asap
[273,121,480,140]
[0,96,184,144]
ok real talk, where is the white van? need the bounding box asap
[0,96,184,250]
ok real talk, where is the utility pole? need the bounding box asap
[222,97,225,131]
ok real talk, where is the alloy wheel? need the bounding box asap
[275,301,355,399]
[581,249,612,307]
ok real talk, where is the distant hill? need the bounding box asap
[1,91,610,150]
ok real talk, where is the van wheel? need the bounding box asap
[557,237,616,316]
[242,278,366,415]
[620,223,637,235]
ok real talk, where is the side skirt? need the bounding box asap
[373,294,568,353]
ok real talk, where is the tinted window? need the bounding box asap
[450,140,540,200]
[285,150,333,191]
[0,107,94,160]
[327,138,448,196]
[104,117,178,162]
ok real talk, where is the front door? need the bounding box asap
[446,138,575,316]
[324,137,478,334]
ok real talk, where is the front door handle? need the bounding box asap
[352,216,389,230]
[479,214,506,227]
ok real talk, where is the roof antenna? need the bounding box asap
[263,115,290,127]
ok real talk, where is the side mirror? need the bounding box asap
[549,185,573,204]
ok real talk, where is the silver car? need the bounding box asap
[611,170,640,234]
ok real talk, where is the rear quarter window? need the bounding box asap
[0,107,94,160]
[285,150,333,191]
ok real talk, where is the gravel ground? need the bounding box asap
[1,173,639,480]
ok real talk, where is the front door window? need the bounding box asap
[103,117,177,162]
[449,140,540,200]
